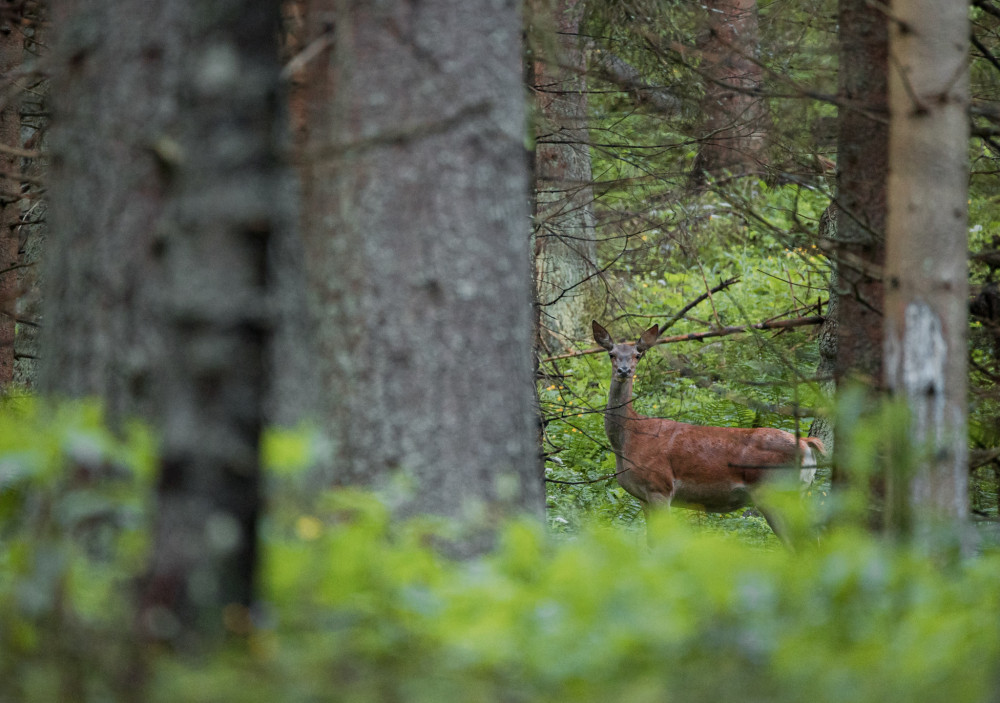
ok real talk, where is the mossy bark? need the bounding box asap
[299,0,544,548]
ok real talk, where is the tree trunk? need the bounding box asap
[809,206,837,455]
[691,0,767,183]
[299,0,543,550]
[832,0,888,389]
[269,0,318,428]
[884,0,969,541]
[11,2,45,390]
[825,0,889,489]
[43,0,171,419]
[48,0,287,643]
[531,0,597,352]
[0,4,23,389]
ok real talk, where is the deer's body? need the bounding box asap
[594,321,822,537]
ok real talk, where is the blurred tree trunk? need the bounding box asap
[0,3,23,389]
[883,0,969,541]
[268,0,318,428]
[48,0,288,643]
[530,0,597,352]
[43,0,169,419]
[299,0,543,551]
[142,0,287,643]
[691,0,767,183]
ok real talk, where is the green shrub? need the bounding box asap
[155,501,1000,703]
[4,400,1000,703]
[0,397,154,703]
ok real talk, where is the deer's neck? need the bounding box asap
[605,375,638,452]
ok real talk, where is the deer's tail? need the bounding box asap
[797,436,824,487]
[799,436,825,455]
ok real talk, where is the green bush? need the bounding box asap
[160,501,1000,703]
[0,397,154,702]
[4,400,1000,703]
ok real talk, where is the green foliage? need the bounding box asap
[2,401,1000,702]
[542,181,828,536]
[162,503,1000,703]
[566,0,839,540]
[0,397,155,702]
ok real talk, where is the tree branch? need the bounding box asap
[540,314,824,363]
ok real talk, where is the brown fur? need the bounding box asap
[593,320,824,539]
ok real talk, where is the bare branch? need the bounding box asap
[540,314,824,363]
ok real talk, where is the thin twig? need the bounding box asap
[540,314,824,363]
[545,467,630,485]
[0,143,41,159]
[658,276,739,332]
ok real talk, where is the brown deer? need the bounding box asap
[592,320,823,542]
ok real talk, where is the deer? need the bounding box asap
[592,320,824,544]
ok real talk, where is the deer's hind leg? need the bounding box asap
[756,504,793,550]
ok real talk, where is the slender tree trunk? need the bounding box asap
[691,0,767,182]
[825,0,889,489]
[884,0,969,541]
[531,0,597,352]
[809,206,837,455]
[832,0,888,388]
[12,2,45,390]
[0,4,23,388]
[299,0,543,550]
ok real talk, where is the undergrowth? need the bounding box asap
[541,181,828,538]
[2,398,999,702]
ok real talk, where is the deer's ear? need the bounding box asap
[636,324,659,353]
[592,320,614,351]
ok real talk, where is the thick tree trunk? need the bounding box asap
[141,0,285,641]
[884,0,969,540]
[49,0,287,642]
[531,0,597,352]
[43,0,171,419]
[691,0,767,182]
[299,0,543,548]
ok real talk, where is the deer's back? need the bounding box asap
[621,417,802,510]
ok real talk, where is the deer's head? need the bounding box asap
[592,321,659,381]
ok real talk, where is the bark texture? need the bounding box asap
[884,0,969,538]
[143,0,285,641]
[43,0,172,418]
[531,0,597,351]
[12,6,44,391]
[691,0,767,182]
[300,0,543,543]
[819,0,888,490]
[832,0,888,389]
[48,0,287,642]
[0,4,23,388]
[809,206,837,455]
